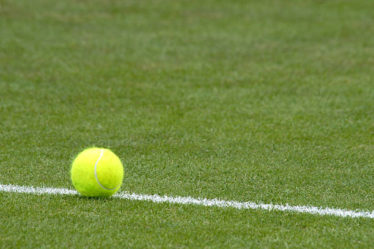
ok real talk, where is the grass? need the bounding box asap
[1,0,374,247]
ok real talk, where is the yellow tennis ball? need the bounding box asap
[71,147,124,197]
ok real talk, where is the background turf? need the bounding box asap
[1,0,374,248]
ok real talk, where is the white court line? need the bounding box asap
[1,183,374,219]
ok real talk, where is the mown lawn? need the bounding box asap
[1,0,374,248]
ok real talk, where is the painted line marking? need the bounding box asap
[1,183,373,219]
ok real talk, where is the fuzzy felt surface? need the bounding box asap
[71,148,124,197]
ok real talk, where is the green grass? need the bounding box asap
[1,0,374,247]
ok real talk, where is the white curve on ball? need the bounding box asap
[94,149,119,191]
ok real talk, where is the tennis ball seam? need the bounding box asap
[94,149,120,191]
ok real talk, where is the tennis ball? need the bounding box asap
[71,147,124,197]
